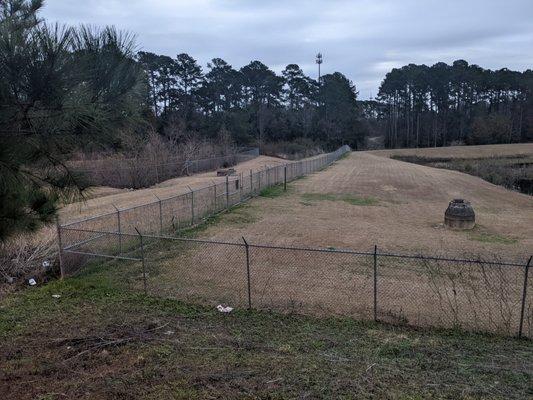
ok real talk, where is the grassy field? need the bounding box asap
[370,143,533,159]
[1,262,532,399]
[59,143,533,261]
[194,150,533,261]
[372,143,533,195]
[2,144,533,399]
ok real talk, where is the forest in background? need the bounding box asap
[369,61,533,148]
[137,52,363,152]
[138,54,533,152]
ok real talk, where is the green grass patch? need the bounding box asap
[175,213,222,238]
[336,151,351,161]
[259,183,287,198]
[1,269,531,399]
[175,203,258,239]
[218,203,259,226]
[302,192,378,206]
[468,231,518,244]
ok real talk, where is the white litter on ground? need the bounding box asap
[28,278,37,286]
[52,294,61,299]
[216,305,233,313]
[42,260,51,269]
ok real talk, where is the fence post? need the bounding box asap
[112,204,122,255]
[518,256,532,338]
[242,236,252,309]
[225,176,230,209]
[284,165,287,191]
[373,245,378,322]
[153,194,163,235]
[187,186,194,225]
[240,172,243,201]
[135,227,148,296]
[55,217,65,280]
[212,181,217,212]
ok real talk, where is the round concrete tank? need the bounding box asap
[444,199,475,229]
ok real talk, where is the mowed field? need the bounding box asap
[370,142,533,159]
[62,143,533,259]
[122,143,533,335]
[195,147,533,261]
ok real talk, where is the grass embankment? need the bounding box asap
[1,172,531,399]
[1,260,532,399]
[392,154,533,195]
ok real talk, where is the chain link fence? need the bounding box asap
[57,229,532,338]
[59,145,351,265]
[56,144,532,338]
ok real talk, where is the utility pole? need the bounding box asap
[316,52,323,83]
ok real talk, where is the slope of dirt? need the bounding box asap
[60,155,288,222]
[200,152,533,260]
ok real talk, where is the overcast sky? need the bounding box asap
[41,0,533,99]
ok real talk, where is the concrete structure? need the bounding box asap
[444,199,475,229]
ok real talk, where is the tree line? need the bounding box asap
[137,52,363,150]
[372,60,533,148]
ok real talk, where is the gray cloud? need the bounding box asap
[41,0,533,99]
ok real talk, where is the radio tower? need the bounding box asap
[316,52,323,83]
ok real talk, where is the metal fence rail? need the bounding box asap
[58,228,532,338]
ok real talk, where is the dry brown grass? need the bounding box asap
[124,144,533,335]
[145,237,528,336]
[370,142,533,159]
[0,226,56,285]
[194,151,532,261]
